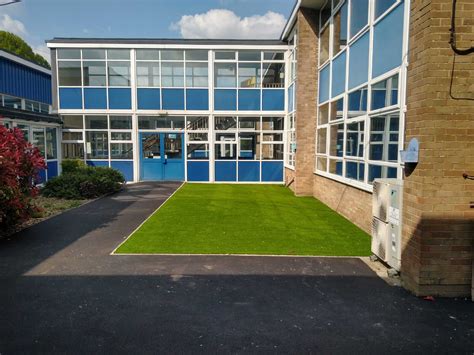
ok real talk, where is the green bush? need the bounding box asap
[61,159,86,174]
[42,166,125,199]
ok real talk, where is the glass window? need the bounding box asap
[330,98,344,121]
[111,132,132,141]
[238,63,261,88]
[17,124,29,141]
[186,116,209,130]
[58,61,81,86]
[317,128,327,154]
[329,123,344,157]
[215,51,236,60]
[110,116,132,129]
[3,95,22,109]
[86,131,108,159]
[136,49,160,60]
[263,52,284,61]
[82,49,105,60]
[187,132,208,141]
[62,115,83,129]
[239,133,260,160]
[107,49,130,60]
[83,61,106,86]
[348,32,370,89]
[348,87,368,118]
[333,2,348,56]
[215,133,237,159]
[368,164,397,182]
[111,143,133,159]
[319,64,330,103]
[186,50,208,61]
[369,114,399,162]
[161,62,184,87]
[371,74,398,110]
[331,51,347,97]
[261,144,283,160]
[329,159,343,176]
[345,121,364,157]
[108,62,130,86]
[161,50,184,61]
[187,143,209,159]
[46,128,57,159]
[318,103,330,125]
[320,1,331,27]
[85,116,108,129]
[263,133,283,142]
[238,51,261,61]
[239,117,260,130]
[320,25,330,64]
[262,62,285,88]
[40,104,50,114]
[262,117,284,131]
[32,129,45,157]
[25,100,40,112]
[136,62,160,87]
[215,63,237,87]
[62,143,84,159]
[375,0,397,19]
[345,161,365,181]
[215,116,237,130]
[185,63,208,87]
[350,0,369,38]
[62,132,83,141]
[138,116,185,130]
[317,156,328,171]
[165,134,183,159]
[57,49,81,59]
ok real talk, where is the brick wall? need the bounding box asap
[402,0,474,297]
[285,167,296,193]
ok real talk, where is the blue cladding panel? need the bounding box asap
[86,160,109,167]
[111,161,134,182]
[238,162,260,182]
[262,89,285,111]
[59,88,82,109]
[215,161,237,181]
[319,65,330,103]
[84,88,107,109]
[261,161,283,182]
[372,2,404,78]
[348,32,370,89]
[108,88,131,109]
[238,89,260,111]
[214,89,237,111]
[137,88,161,109]
[331,51,347,98]
[47,161,58,180]
[187,161,210,181]
[162,89,185,110]
[0,57,52,104]
[186,89,209,110]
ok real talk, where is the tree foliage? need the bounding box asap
[0,31,50,69]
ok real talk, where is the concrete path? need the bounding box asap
[0,182,472,354]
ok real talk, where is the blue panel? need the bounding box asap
[84,88,107,109]
[108,88,131,109]
[187,161,210,181]
[47,161,58,180]
[215,161,237,181]
[163,162,185,180]
[186,89,209,110]
[111,161,134,182]
[59,88,82,109]
[375,0,397,19]
[137,88,161,110]
[214,89,237,111]
[262,89,285,111]
[288,84,294,112]
[238,89,260,111]
[331,51,347,98]
[348,32,370,89]
[319,65,330,103]
[0,57,52,104]
[86,160,109,167]
[162,89,185,110]
[372,2,404,78]
[141,162,163,181]
[36,169,46,184]
[261,161,283,182]
[238,161,260,182]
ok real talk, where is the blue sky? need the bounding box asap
[0,0,295,61]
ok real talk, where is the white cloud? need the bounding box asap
[0,14,27,36]
[171,9,286,39]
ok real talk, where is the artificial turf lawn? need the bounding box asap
[116,184,371,256]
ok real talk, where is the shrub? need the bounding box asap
[0,126,46,233]
[61,159,86,174]
[42,166,125,200]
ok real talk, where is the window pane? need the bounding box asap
[46,128,57,159]
[108,62,130,86]
[317,128,327,154]
[136,49,160,60]
[318,103,329,125]
[161,50,184,61]
[111,132,132,141]
[330,98,344,121]
[137,62,160,87]
[32,129,45,157]
[188,132,208,141]
[58,61,81,86]
[62,143,84,159]
[215,51,236,60]
[345,121,364,157]
[215,116,237,130]
[262,117,284,131]
[329,159,343,176]
[215,133,236,159]
[3,95,22,109]
[348,87,368,118]
[263,52,284,61]
[161,62,184,87]
[187,143,209,159]
[83,61,106,86]
[215,63,236,87]
[186,116,209,130]
[368,164,397,182]
[239,133,259,159]
[369,114,399,162]
[238,63,261,88]
[317,156,328,171]
[263,133,283,142]
[320,25,330,64]
[85,115,108,129]
[110,116,132,129]
[82,49,105,60]
[186,50,208,61]
[107,49,130,60]
[329,123,344,157]
[111,143,133,159]
[58,49,81,59]
[333,2,348,56]
[63,115,83,129]
[262,62,285,88]
[319,64,330,103]
[350,0,369,38]
[238,51,261,61]
[261,144,283,160]
[138,116,184,130]
[371,74,398,110]
[375,0,397,19]
[331,51,347,97]
[62,132,83,141]
[348,32,370,89]
[86,131,108,159]
[320,1,331,27]
[185,62,208,87]
[239,117,260,130]
[346,161,365,181]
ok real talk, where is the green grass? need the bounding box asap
[116,184,371,256]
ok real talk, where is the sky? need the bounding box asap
[0,0,295,62]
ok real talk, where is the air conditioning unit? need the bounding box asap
[371,179,403,271]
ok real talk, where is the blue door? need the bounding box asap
[140,132,185,181]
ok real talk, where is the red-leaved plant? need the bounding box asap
[0,125,46,234]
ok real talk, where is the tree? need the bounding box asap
[0,31,50,69]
